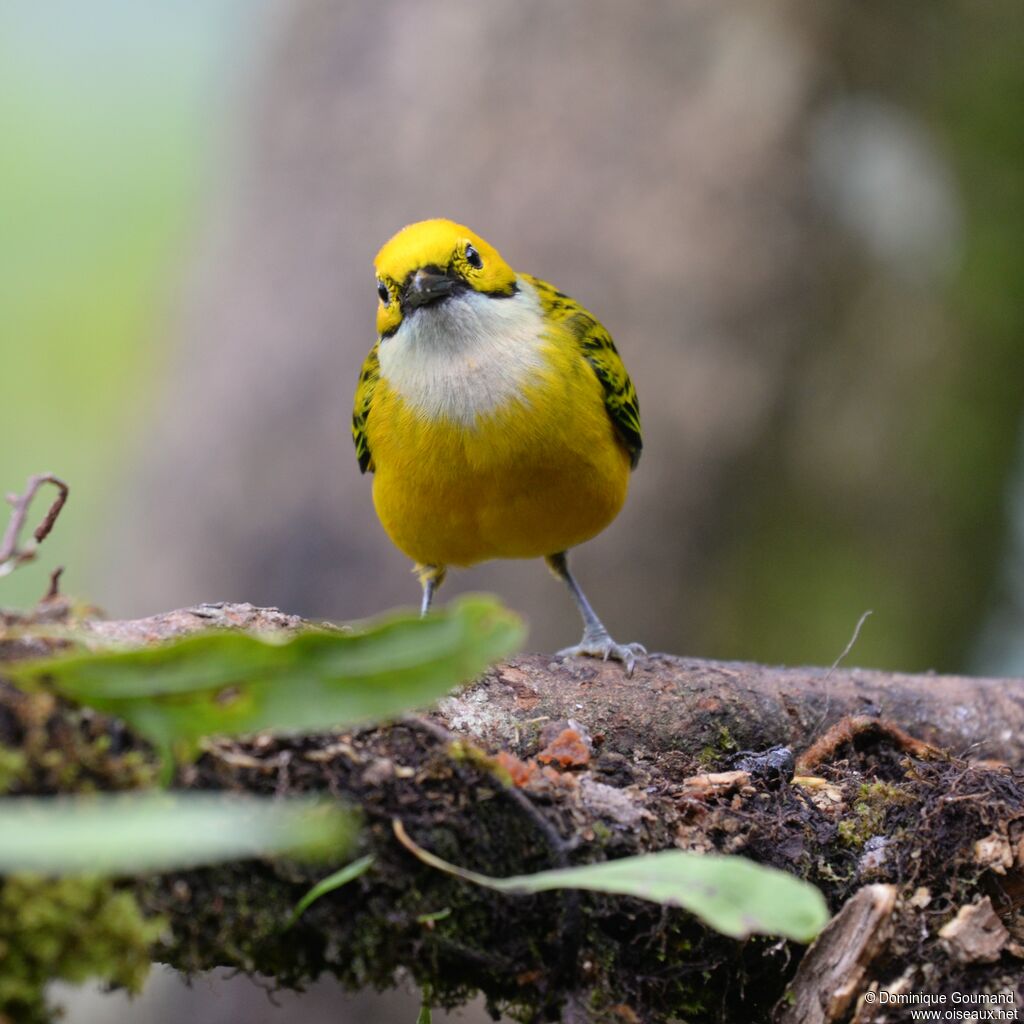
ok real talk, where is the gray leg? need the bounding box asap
[545,552,645,675]
[417,564,446,617]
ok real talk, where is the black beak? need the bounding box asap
[404,269,455,310]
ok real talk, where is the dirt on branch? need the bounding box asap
[2,601,1024,1023]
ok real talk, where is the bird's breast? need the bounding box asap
[375,281,549,425]
[366,290,630,566]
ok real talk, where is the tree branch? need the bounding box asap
[61,600,1024,769]
[3,602,1023,1022]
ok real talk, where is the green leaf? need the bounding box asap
[393,820,828,943]
[417,983,433,1024]
[9,595,523,764]
[287,854,375,927]
[415,907,451,924]
[0,794,354,875]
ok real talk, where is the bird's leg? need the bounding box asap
[415,563,447,617]
[545,552,646,675]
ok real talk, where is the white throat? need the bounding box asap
[377,278,546,424]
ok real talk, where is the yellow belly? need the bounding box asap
[368,347,630,567]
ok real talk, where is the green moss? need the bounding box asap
[698,725,739,767]
[813,857,855,886]
[0,744,27,792]
[715,726,737,754]
[0,874,166,1024]
[837,782,911,849]
[0,690,160,795]
[447,738,506,777]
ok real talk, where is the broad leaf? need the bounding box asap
[0,794,354,875]
[394,820,828,943]
[10,596,522,763]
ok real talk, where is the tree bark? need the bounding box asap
[69,601,1024,769]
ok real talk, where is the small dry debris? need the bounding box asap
[680,769,751,797]
[579,777,648,829]
[857,836,889,878]
[608,1004,642,1023]
[303,739,363,764]
[938,897,1009,964]
[203,745,267,770]
[908,886,931,909]
[973,831,1014,874]
[673,825,717,855]
[793,775,844,814]
[361,757,396,787]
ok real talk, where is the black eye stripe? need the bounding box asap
[464,244,483,270]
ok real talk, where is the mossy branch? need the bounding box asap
[2,601,1024,1023]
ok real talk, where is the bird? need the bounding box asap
[352,219,645,671]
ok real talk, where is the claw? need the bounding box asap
[556,636,647,676]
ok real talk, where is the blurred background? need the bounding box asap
[2,0,1023,1020]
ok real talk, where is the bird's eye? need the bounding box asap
[464,243,483,270]
[376,280,390,305]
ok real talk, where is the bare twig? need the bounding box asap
[0,474,69,578]
[824,609,873,683]
[43,566,65,601]
[813,609,873,735]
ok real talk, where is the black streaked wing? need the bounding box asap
[524,273,642,469]
[352,342,380,473]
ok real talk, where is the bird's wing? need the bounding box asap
[524,274,642,468]
[352,341,381,473]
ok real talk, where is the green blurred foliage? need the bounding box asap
[0,795,354,874]
[0,2,257,607]
[0,874,164,1024]
[11,595,524,769]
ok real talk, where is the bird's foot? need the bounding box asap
[556,631,647,676]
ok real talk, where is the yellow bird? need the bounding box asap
[353,219,645,670]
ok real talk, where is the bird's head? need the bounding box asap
[373,219,518,338]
